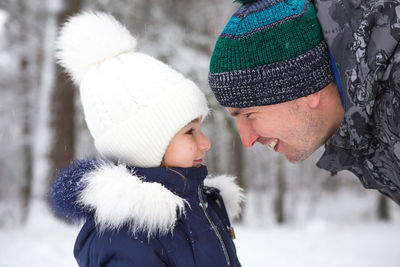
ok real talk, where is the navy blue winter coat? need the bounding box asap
[50,158,243,267]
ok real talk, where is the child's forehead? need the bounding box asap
[191,117,201,123]
[186,117,201,126]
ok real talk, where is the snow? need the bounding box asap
[0,196,399,267]
[0,201,78,267]
[235,222,400,267]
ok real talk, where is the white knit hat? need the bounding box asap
[56,12,208,167]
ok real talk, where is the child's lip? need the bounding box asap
[194,158,203,163]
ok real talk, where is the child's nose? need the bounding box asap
[199,131,211,151]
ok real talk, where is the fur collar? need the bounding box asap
[204,174,245,221]
[51,159,244,237]
[78,163,187,237]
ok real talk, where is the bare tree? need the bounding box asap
[17,0,34,223]
[0,0,48,224]
[377,194,390,221]
[48,0,82,187]
[275,155,286,223]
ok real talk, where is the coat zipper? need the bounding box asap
[197,183,231,267]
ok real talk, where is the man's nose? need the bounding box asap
[237,118,258,148]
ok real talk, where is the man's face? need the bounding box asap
[227,99,324,163]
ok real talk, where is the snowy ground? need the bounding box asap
[235,222,400,267]
[0,199,399,267]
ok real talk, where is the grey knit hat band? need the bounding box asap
[208,41,334,108]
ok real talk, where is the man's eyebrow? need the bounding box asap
[229,108,244,117]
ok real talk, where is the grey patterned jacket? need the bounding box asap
[314,0,400,204]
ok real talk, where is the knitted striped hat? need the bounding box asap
[209,0,334,108]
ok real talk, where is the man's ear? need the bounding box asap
[305,91,321,109]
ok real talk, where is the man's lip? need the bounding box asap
[273,140,279,152]
[194,159,203,163]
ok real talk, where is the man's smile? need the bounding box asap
[266,138,279,150]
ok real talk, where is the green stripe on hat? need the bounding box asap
[210,2,323,73]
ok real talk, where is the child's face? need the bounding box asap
[163,117,210,168]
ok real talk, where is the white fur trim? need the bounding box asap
[56,11,136,85]
[204,175,245,221]
[78,162,186,237]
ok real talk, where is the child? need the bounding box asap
[50,12,243,267]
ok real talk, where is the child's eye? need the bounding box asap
[185,128,195,135]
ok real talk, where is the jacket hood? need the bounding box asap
[50,158,244,237]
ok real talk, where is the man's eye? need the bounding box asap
[185,128,194,135]
[245,113,253,118]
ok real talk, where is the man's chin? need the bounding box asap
[284,152,309,164]
[286,156,302,164]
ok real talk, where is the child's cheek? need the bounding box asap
[188,144,195,151]
[187,145,196,158]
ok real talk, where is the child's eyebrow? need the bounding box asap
[183,118,201,129]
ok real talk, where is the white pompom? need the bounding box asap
[55,11,137,85]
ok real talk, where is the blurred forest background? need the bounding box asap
[0,0,397,229]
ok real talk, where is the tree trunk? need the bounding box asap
[48,0,82,186]
[225,118,246,190]
[20,57,33,222]
[275,155,286,224]
[17,0,33,223]
[225,117,245,222]
[377,194,390,221]
[233,131,245,190]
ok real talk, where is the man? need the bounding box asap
[208,0,400,204]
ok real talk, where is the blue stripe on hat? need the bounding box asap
[222,0,305,36]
